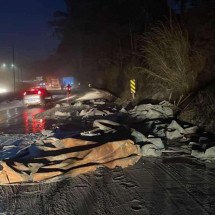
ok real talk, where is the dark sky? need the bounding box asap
[0,0,66,64]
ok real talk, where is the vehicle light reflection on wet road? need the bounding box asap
[23,108,46,133]
[0,107,47,134]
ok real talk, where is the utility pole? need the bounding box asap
[12,46,15,92]
[20,67,22,82]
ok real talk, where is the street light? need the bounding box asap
[0,63,15,69]
[12,46,15,92]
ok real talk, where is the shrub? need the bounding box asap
[134,24,205,101]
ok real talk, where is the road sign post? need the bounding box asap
[130,79,136,99]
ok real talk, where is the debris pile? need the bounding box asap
[81,102,215,160]
[1,89,215,185]
[121,101,174,121]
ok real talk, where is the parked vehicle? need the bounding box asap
[23,88,52,107]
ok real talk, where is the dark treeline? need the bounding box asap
[35,0,214,97]
[48,0,169,82]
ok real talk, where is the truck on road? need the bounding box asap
[46,77,61,90]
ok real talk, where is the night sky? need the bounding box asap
[0,0,66,64]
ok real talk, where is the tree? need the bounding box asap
[49,0,168,85]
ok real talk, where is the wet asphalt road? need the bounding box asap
[0,87,85,134]
[0,106,48,134]
[0,91,66,134]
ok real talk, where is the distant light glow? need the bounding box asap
[0,88,7,93]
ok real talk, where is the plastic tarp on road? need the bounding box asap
[0,138,141,184]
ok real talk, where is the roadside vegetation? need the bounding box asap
[132,24,205,103]
[39,0,215,132]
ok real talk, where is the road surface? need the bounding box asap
[0,90,215,215]
[0,106,50,133]
[0,87,98,134]
[0,157,214,214]
[0,91,66,134]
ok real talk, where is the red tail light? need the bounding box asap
[23,92,26,96]
[38,90,42,95]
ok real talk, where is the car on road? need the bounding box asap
[23,88,52,107]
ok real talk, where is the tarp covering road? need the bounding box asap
[0,138,140,184]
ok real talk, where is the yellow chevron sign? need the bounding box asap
[130,79,136,94]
